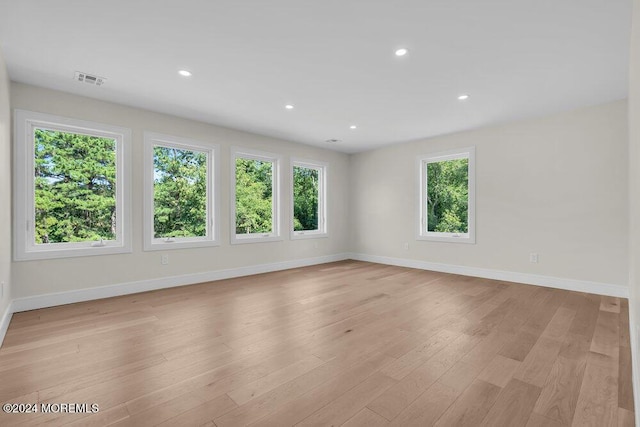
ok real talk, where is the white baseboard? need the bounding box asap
[11,253,350,313]
[0,300,13,348]
[349,253,629,298]
[3,252,628,348]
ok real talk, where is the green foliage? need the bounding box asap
[153,146,207,238]
[34,133,323,243]
[426,158,469,233]
[293,166,319,231]
[235,158,273,234]
[34,129,116,243]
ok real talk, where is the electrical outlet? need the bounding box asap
[403,242,409,250]
[161,254,169,265]
[529,253,539,263]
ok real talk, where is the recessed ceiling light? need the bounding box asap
[458,94,470,100]
[285,104,294,110]
[178,70,192,77]
[350,125,357,130]
[395,48,408,57]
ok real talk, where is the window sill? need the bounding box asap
[416,234,476,244]
[144,239,220,252]
[15,244,132,261]
[231,234,283,245]
[290,232,328,240]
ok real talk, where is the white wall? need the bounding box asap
[350,100,629,288]
[0,48,11,329]
[10,83,350,299]
[627,0,640,421]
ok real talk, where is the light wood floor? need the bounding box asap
[0,261,634,426]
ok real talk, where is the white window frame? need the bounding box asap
[231,147,282,244]
[290,159,328,240]
[143,132,219,251]
[417,146,476,244]
[13,110,132,261]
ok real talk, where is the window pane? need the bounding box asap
[153,146,208,238]
[293,166,319,231]
[426,158,469,233]
[34,128,116,244]
[235,158,273,234]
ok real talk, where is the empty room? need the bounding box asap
[1,0,639,426]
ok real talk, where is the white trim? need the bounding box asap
[230,146,282,244]
[13,109,132,261]
[143,132,220,251]
[349,253,629,298]
[11,254,350,313]
[0,301,13,349]
[417,146,476,244]
[1,254,631,350]
[290,158,328,240]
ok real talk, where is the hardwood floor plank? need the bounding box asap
[246,354,395,426]
[480,379,541,427]
[618,299,635,412]
[296,372,396,426]
[591,310,620,358]
[600,297,621,314]
[0,261,632,427]
[514,337,565,388]
[499,330,540,362]
[227,355,325,406]
[388,381,460,427]
[617,407,635,427]
[568,296,600,338]
[572,352,619,427]
[513,307,576,389]
[342,408,389,427]
[433,379,502,427]
[156,394,238,427]
[532,353,587,425]
[477,355,521,388]
[66,403,131,426]
[526,412,565,427]
[380,329,459,380]
[215,351,393,427]
[618,344,634,412]
[367,333,482,421]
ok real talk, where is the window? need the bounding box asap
[143,132,218,250]
[291,159,327,239]
[14,110,131,260]
[231,147,281,243]
[418,147,475,243]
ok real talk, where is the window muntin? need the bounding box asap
[143,133,217,250]
[291,160,327,239]
[231,148,281,243]
[14,110,131,260]
[418,147,475,243]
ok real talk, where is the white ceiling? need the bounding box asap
[0,0,632,153]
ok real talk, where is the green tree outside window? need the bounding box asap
[34,129,117,244]
[426,158,469,233]
[235,158,273,234]
[293,166,319,231]
[153,146,207,238]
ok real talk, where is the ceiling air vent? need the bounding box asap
[74,71,106,86]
